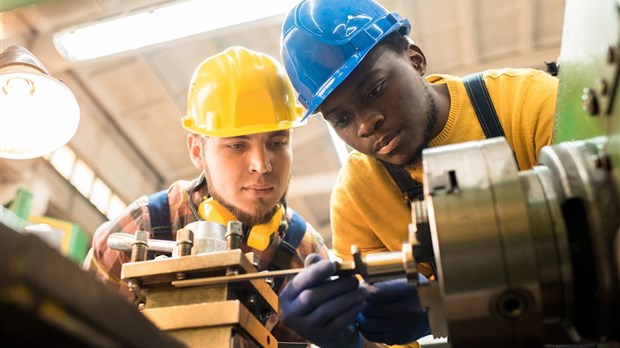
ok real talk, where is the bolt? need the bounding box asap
[128,279,145,306]
[590,154,603,169]
[131,230,149,262]
[607,45,620,64]
[226,221,243,250]
[596,78,608,96]
[175,228,193,257]
[581,88,599,116]
[411,199,428,224]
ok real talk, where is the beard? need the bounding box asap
[404,84,439,171]
[203,168,286,227]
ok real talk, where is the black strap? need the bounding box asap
[147,189,173,240]
[462,72,506,139]
[269,211,307,292]
[147,190,172,259]
[270,211,306,270]
[463,72,520,168]
[384,163,423,202]
[284,211,307,247]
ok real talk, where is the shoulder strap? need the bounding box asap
[269,211,307,292]
[463,72,520,168]
[270,211,307,270]
[462,72,506,138]
[147,189,173,240]
[283,211,306,247]
[384,163,423,202]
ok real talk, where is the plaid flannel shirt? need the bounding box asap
[83,176,330,298]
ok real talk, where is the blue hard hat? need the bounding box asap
[281,0,411,120]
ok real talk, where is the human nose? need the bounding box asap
[248,146,272,173]
[357,110,384,138]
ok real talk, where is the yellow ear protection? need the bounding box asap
[198,197,285,251]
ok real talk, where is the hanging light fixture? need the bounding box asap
[0,45,80,159]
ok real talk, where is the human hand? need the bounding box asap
[279,254,368,347]
[356,275,430,345]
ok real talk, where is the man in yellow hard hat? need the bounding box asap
[82,46,331,341]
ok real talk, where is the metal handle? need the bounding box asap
[108,232,176,253]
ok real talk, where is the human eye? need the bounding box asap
[330,113,350,128]
[226,142,247,151]
[269,137,289,149]
[366,79,385,100]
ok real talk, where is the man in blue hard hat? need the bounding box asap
[277,0,558,347]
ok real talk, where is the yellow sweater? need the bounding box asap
[331,68,558,260]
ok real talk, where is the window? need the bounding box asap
[107,195,126,220]
[70,159,95,197]
[46,146,127,218]
[49,146,76,179]
[90,178,111,213]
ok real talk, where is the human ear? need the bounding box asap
[187,133,204,169]
[406,37,427,75]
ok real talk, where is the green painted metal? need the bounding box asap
[554,0,620,198]
[554,0,619,143]
[67,224,90,267]
[7,187,32,221]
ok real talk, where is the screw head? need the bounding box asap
[581,88,599,115]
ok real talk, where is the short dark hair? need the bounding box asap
[376,30,409,55]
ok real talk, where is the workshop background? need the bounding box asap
[0,0,566,263]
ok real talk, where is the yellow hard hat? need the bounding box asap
[182,46,304,137]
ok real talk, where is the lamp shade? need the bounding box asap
[0,45,80,159]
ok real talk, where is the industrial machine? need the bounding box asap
[411,0,620,346]
[111,221,281,348]
[109,219,419,347]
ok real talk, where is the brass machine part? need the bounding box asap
[122,247,279,347]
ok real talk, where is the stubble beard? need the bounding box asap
[203,168,286,227]
[404,84,439,172]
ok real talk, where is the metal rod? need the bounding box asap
[108,232,175,253]
[171,261,357,288]
[171,268,304,287]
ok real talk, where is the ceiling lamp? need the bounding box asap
[53,0,299,62]
[0,45,80,159]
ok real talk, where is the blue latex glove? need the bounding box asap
[356,275,430,345]
[279,254,369,347]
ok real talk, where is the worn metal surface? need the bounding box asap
[121,249,279,347]
[0,222,185,347]
[142,301,277,348]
